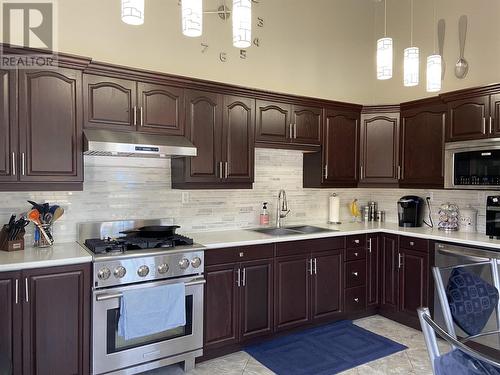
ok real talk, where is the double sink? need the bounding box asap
[249,225,337,236]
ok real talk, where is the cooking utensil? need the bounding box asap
[51,207,64,223]
[438,18,446,80]
[28,209,53,245]
[454,15,469,79]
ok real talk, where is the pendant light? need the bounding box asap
[426,0,442,92]
[403,0,419,87]
[182,0,203,37]
[232,0,252,48]
[121,0,144,25]
[377,0,393,80]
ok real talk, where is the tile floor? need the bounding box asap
[144,315,448,375]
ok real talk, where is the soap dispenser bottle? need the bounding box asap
[260,202,270,225]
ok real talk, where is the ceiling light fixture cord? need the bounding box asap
[410,0,413,46]
[384,0,387,37]
[433,0,437,53]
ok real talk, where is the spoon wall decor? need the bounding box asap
[454,15,469,79]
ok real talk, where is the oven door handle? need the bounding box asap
[95,278,206,302]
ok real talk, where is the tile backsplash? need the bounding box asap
[0,148,495,244]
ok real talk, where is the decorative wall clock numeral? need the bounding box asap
[240,50,247,59]
[257,17,264,27]
[253,37,260,47]
[201,43,209,53]
[219,52,227,62]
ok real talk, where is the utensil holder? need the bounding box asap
[0,226,25,252]
[34,224,53,248]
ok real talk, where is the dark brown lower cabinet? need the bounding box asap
[0,263,90,375]
[367,234,381,308]
[204,246,273,354]
[380,234,399,314]
[311,251,343,321]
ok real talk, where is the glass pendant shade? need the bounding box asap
[182,0,203,37]
[426,54,442,92]
[377,37,393,80]
[121,0,144,25]
[403,47,419,87]
[232,0,252,48]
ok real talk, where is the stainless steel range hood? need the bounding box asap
[83,129,197,158]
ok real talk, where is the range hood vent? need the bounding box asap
[83,129,197,158]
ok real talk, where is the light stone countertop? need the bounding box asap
[188,221,500,251]
[0,242,92,272]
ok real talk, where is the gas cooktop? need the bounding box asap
[84,234,194,254]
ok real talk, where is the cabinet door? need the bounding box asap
[83,74,137,131]
[255,100,291,144]
[137,82,184,135]
[291,105,321,145]
[400,107,445,188]
[222,96,254,183]
[323,109,359,186]
[380,234,399,313]
[22,263,90,375]
[0,272,22,375]
[367,234,380,307]
[0,70,17,182]
[446,95,490,141]
[240,259,273,341]
[359,113,400,185]
[399,247,428,319]
[274,255,310,331]
[490,94,500,137]
[182,90,223,183]
[204,263,239,350]
[311,250,343,321]
[18,68,83,183]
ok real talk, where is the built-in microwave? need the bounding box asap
[445,139,500,189]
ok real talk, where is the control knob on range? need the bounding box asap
[191,257,202,268]
[114,266,126,278]
[178,258,190,270]
[97,267,111,280]
[137,265,150,277]
[157,263,169,274]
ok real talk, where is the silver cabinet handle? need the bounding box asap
[308,258,313,275]
[354,239,360,244]
[12,152,15,176]
[24,278,28,303]
[225,162,228,179]
[324,165,328,180]
[409,241,415,246]
[219,162,223,178]
[352,272,358,277]
[483,117,487,134]
[294,123,297,139]
[368,238,372,253]
[490,116,493,134]
[242,268,246,286]
[236,268,241,287]
[133,106,137,126]
[289,124,293,139]
[398,253,404,269]
[354,298,359,303]
[397,165,401,180]
[140,107,144,126]
[360,165,364,179]
[314,258,317,275]
[21,153,25,176]
[15,279,19,304]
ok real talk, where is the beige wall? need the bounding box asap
[50,0,374,104]
[370,0,500,104]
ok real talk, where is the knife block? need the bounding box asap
[0,226,25,252]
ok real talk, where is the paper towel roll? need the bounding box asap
[329,194,341,224]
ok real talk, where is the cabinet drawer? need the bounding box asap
[205,244,274,266]
[399,236,428,253]
[276,237,345,257]
[345,286,367,312]
[346,234,365,249]
[346,248,366,262]
[345,260,366,288]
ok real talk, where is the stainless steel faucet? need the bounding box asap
[276,189,291,228]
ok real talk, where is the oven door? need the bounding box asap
[92,277,204,375]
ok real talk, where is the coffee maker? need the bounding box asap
[398,196,424,227]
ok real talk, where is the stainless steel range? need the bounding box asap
[78,219,205,375]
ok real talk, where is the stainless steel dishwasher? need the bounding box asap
[434,242,500,349]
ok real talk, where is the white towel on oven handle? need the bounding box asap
[118,282,186,340]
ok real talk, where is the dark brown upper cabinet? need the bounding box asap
[138,82,184,135]
[84,75,184,135]
[359,109,400,186]
[172,90,254,189]
[84,75,137,131]
[0,70,17,183]
[18,68,83,184]
[399,99,446,189]
[256,100,321,149]
[303,108,360,188]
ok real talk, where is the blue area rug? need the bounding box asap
[245,320,407,375]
